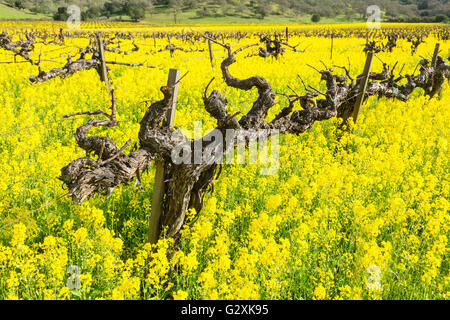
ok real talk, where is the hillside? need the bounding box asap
[1,0,449,23]
[0,3,49,20]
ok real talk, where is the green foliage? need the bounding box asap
[311,14,321,23]
[0,2,49,19]
[125,1,147,21]
[53,7,69,21]
[103,1,126,18]
[81,6,101,21]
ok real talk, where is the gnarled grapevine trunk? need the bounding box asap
[59,40,450,241]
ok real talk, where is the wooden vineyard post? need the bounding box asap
[431,43,440,68]
[168,34,173,57]
[95,33,111,90]
[208,39,215,68]
[285,27,289,43]
[352,51,374,123]
[148,68,181,244]
[330,33,334,60]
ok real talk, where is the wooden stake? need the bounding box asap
[168,34,173,57]
[352,51,374,123]
[95,33,110,90]
[431,43,440,68]
[208,39,214,68]
[331,33,334,60]
[148,68,181,244]
[285,27,289,43]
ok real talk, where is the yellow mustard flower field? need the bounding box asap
[0,21,448,300]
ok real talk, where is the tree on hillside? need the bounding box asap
[53,6,69,21]
[81,6,102,21]
[125,0,148,21]
[311,13,321,22]
[169,0,183,24]
[103,0,126,18]
[252,0,271,19]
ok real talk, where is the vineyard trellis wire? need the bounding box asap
[0,99,156,138]
[0,192,68,231]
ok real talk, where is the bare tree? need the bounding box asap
[169,0,183,24]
